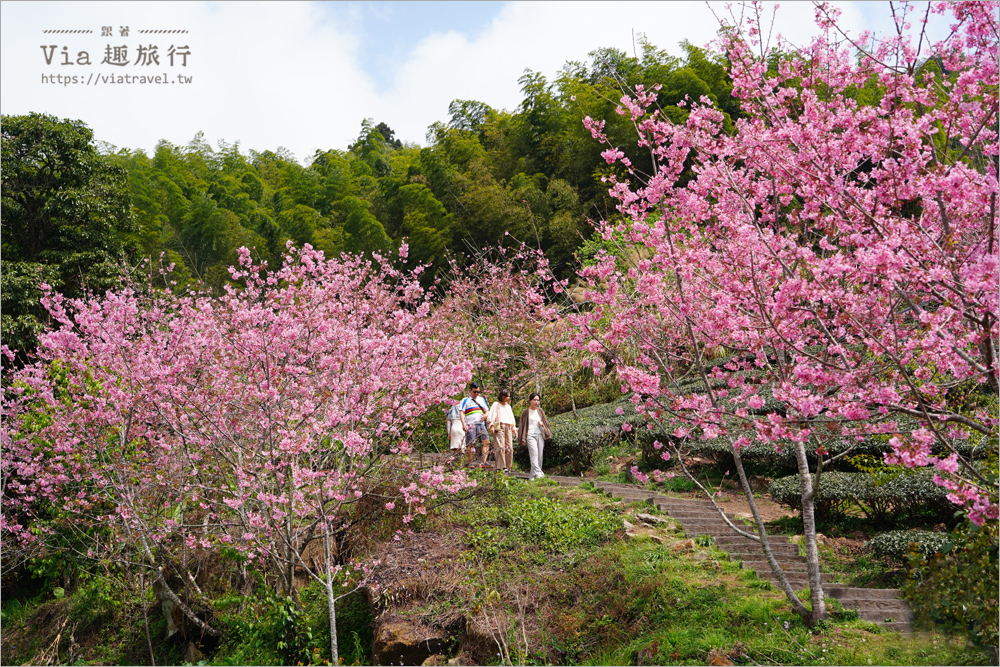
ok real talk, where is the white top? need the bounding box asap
[487,401,516,426]
[527,408,542,436]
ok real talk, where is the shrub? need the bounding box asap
[769,473,856,518]
[867,530,952,561]
[768,469,953,525]
[528,398,647,473]
[902,522,999,652]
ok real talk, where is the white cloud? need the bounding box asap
[1,1,940,161]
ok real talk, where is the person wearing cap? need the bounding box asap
[459,382,491,467]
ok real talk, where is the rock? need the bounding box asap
[422,655,448,666]
[648,534,666,544]
[669,539,696,554]
[447,657,463,666]
[636,513,671,525]
[373,619,451,666]
[789,535,805,545]
[816,533,831,546]
[623,520,635,530]
[693,550,710,561]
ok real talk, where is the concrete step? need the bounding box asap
[605,491,658,503]
[763,572,838,585]
[712,535,790,546]
[825,586,903,600]
[721,545,801,557]
[841,599,912,613]
[664,513,744,523]
[554,475,914,633]
[673,520,757,532]
[741,560,812,572]
[652,498,719,509]
[680,529,785,539]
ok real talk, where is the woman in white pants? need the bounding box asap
[517,393,552,480]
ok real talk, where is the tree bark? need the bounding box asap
[732,445,812,621]
[324,522,340,666]
[793,439,828,624]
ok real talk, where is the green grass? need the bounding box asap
[4,471,990,667]
[0,597,35,629]
[444,476,989,665]
[540,539,988,666]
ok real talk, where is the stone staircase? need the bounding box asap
[543,475,915,633]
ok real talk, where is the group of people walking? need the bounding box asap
[446,382,552,480]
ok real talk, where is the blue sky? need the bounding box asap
[344,1,506,93]
[0,1,954,161]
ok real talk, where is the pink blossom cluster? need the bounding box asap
[573,2,998,526]
[2,244,476,573]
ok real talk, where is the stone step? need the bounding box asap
[763,572,838,585]
[680,528,785,540]
[651,498,719,509]
[711,535,790,546]
[671,515,739,524]
[730,554,804,565]
[720,545,801,557]
[680,529,784,542]
[673,520,757,533]
[825,586,903,600]
[554,475,913,633]
[741,560,812,572]
[737,553,808,564]
[841,599,913,613]
[599,487,656,500]
[548,476,589,487]
[667,512,750,522]
[604,491,658,502]
[656,504,722,514]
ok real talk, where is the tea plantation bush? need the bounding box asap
[902,523,999,651]
[532,355,990,478]
[868,530,952,561]
[525,398,647,473]
[769,470,954,525]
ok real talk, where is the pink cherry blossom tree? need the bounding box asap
[2,243,475,662]
[440,245,571,400]
[573,0,998,624]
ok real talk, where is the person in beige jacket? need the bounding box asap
[517,392,552,480]
[487,389,517,473]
